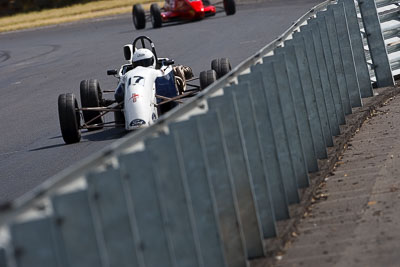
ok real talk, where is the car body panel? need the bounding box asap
[155,70,179,114]
[124,67,160,130]
[161,0,215,21]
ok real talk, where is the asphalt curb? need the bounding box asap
[250,85,400,267]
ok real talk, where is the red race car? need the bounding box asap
[132,0,235,29]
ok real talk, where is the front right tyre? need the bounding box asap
[58,93,81,144]
[80,79,104,131]
[114,111,125,127]
[150,3,162,28]
[199,69,217,90]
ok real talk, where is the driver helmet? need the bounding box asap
[132,48,156,68]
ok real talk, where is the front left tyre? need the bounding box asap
[58,93,81,144]
[132,4,146,29]
[150,3,162,28]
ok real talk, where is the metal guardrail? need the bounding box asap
[0,0,397,266]
[359,0,399,85]
[0,0,332,225]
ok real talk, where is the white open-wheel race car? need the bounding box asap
[57,36,232,144]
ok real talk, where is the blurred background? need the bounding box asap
[0,0,98,16]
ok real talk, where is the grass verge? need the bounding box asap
[0,0,161,33]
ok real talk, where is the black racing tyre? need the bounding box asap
[132,4,146,29]
[80,79,104,131]
[58,93,81,144]
[211,58,232,79]
[114,111,125,127]
[199,69,217,90]
[150,3,162,28]
[223,0,236,15]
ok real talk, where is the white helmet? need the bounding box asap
[132,48,156,68]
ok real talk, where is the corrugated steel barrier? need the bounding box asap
[0,0,398,266]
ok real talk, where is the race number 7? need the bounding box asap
[132,76,144,84]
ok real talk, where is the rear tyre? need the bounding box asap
[224,0,236,15]
[58,93,81,144]
[199,70,217,90]
[150,3,162,28]
[132,4,146,29]
[211,58,232,79]
[80,79,104,131]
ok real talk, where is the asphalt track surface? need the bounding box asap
[0,0,322,204]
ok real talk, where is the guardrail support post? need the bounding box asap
[195,111,247,267]
[304,22,341,136]
[169,119,230,267]
[357,0,394,87]
[238,73,290,221]
[294,30,334,148]
[221,84,277,239]
[145,135,204,267]
[330,2,363,107]
[119,151,176,267]
[52,190,104,267]
[275,45,319,172]
[265,55,310,188]
[286,36,328,159]
[10,217,62,267]
[251,63,300,203]
[208,95,265,259]
[86,169,140,267]
[312,17,346,125]
[339,0,373,97]
[0,248,7,267]
[322,8,352,115]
